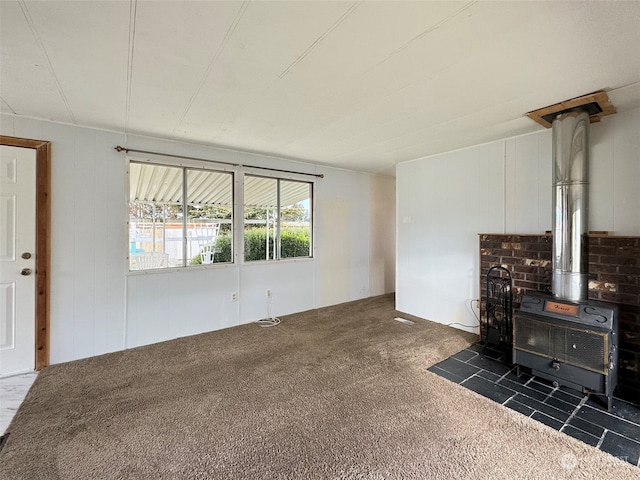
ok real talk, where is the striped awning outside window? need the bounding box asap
[130,163,310,207]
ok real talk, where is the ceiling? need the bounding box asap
[2,1,639,176]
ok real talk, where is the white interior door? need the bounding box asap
[0,145,36,377]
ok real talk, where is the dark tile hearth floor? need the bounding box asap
[428,343,640,468]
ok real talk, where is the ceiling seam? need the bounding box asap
[214,1,362,139]
[357,0,479,80]
[125,0,139,138]
[18,0,76,124]
[171,0,251,135]
[1,97,17,115]
[290,94,518,159]
[271,1,363,85]
[278,1,481,152]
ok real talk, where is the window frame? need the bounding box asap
[126,155,316,273]
[127,157,235,272]
[242,173,314,263]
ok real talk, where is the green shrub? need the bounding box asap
[281,228,311,258]
[214,235,232,262]
[191,228,310,264]
[244,228,273,261]
[245,227,310,261]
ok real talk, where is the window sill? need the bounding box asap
[241,257,314,266]
[126,261,236,276]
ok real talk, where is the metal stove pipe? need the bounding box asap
[551,110,590,302]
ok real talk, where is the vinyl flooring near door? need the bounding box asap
[0,145,36,377]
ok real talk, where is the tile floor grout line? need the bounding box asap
[496,368,513,382]
[544,391,640,446]
[461,351,480,363]
[558,422,600,442]
[599,425,640,445]
[560,395,591,434]
[426,365,465,384]
[579,400,640,442]
[595,428,608,449]
[479,365,582,420]
[502,392,518,406]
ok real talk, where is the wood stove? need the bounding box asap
[513,293,618,411]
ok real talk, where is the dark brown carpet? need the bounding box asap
[1,294,637,479]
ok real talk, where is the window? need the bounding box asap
[243,175,312,262]
[129,161,233,270]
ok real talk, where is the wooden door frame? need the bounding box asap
[1,135,50,370]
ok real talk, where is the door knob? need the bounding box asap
[20,268,32,276]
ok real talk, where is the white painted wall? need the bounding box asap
[397,108,640,333]
[369,175,396,296]
[1,114,395,364]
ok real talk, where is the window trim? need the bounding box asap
[127,158,235,271]
[242,173,314,263]
[126,155,316,273]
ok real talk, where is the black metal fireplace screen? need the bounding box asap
[514,314,608,375]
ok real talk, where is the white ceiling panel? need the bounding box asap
[1,0,638,175]
[0,98,15,114]
[0,1,74,122]
[128,1,244,136]
[220,1,472,148]
[177,1,354,143]
[270,1,530,154]
[17,0,131,129]
[609,83,640,114]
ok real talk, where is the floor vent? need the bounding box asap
[394,317,415,325]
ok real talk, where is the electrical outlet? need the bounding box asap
[231,292,237,302]
[266,289,272,298]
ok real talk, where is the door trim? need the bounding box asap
[1,135,50,370]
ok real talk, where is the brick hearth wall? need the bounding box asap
[479,234,640,404]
